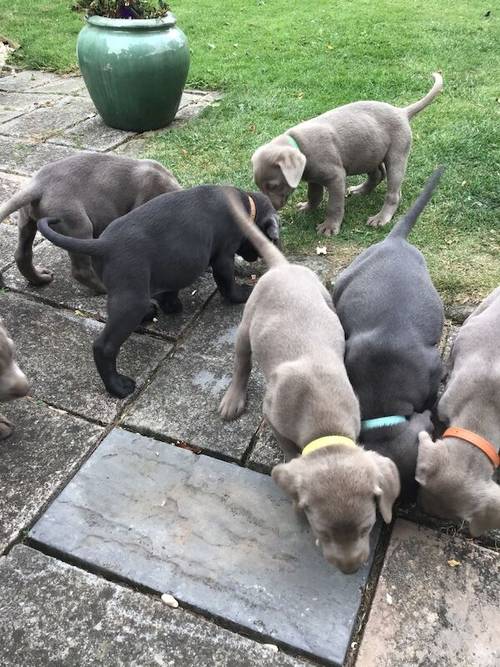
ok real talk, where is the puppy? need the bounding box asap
[252,72,443,236]
[333,168,445,500]
[219,195,399,574]
[37,186,279,399]
[0,319,29,439]
[0,153,181,293]
[416,287,500,536]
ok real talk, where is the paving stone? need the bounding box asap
[0,91,59,123]
[0,291,169,422]
[0,169,29,218]
[122,296,264,460]
[112,133,149,158]
[444,302,477,324]
[0,70,60,92]
[30,428,380,665]
[0,134,84,175]
[0,397,103,552]
[356,520,500,667]
[0,222,17,274]
[3,243,217,340]
[247,419,284,473]
[34,76,86,96]
[48,114,135,151]
[0,546,310,667]
[0,96,96,140]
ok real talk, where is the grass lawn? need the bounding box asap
[1,0,499,304]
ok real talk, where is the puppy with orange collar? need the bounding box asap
[416,286,500,535]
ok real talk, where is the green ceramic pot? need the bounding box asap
[77,14,190,132]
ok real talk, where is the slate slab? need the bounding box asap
[356,520,500,667]
[0,96,96,140]
[122,296,264,460]
[0,397,103,552]
[0,222,17,273]
[0,291,169,422]
[0,134,83,175]
[0,546,310,667]
[3,243,217,340]
[34,76,87,95]
[247,419,284,473]
[0,70,60,92]
[0,91,58,122]
[30,428,379,666]
[48,115,135,152]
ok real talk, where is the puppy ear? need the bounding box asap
[369,452,400,524]
[415,431,446,486]
[469,482,500,537]
[276,150,306,188]
[272,460,305,506]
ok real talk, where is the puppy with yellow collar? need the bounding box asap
[219,193,399,574]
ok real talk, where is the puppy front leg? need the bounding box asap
[212,255,252,303]
[219,321,252,420]
[317,170,346,236]
[297,182,324,212]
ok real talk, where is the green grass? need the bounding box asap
[1,0,499,303]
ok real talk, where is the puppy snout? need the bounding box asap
[2,365,29,400]
[10,379,29,399]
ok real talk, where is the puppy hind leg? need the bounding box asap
[15,210,54,285]
[219,322,252,420]
[212,254,252,303]
[157,291,183,314]
[367,150,408,227]
[63,214,106,293]
[347,164,385,197]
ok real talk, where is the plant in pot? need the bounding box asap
[73,1,190,132]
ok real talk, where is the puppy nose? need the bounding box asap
[11,378,29,398]
[338,561,362,575]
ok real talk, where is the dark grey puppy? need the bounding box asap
[37,186,279,398]
[0,153,181,293]
[333,168,445,499]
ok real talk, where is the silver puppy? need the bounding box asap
[252,72,443,235]
[0,318,29,439]
[219,197,399,574]
[0,153,181,293]
[416,287,500,536]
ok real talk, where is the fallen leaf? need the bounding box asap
[447,559,460,567]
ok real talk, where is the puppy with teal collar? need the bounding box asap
[333,168,445,500]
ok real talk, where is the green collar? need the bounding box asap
[361,416,407,431]
[286,135,300,151]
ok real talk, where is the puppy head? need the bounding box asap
[0,320,29,403]
[416,431,500,535]
[237,192,280,262]
[272,448,400,574]
[251,142,306,210]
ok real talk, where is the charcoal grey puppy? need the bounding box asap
[219,194,399,574]
[333,168,445,500]
[416,287,500,536]
[252,72,443,236]
[37,186,279,398]
[0,153,181,293]
[0,318,29,439]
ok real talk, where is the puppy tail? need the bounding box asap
[227,193,287,269]
[0,185,38,223]
[388,166,445,240]
[404,72,443,119]
[37,218,106,257]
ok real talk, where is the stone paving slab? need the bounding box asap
[34,76,87,96]
[123,296,264,460]
[0,291,169,422]
[0,91,60,123]
[0,95,96,140]
[0,546,310,667]
[0,222,17,274]
[355,520,500,667]
[30,427,380,666]
[47,114,135,152]
[0,134,83,175]
[0,397,103,552]
[0,70,60,92]
[3,243,217,340]
[247,420,284,473]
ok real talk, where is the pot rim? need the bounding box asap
[85,13,177,31]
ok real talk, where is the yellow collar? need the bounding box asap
[302,435,357,456]
[248,195,256,222]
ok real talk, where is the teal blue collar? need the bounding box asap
[361,416,407,431]
[286,135,300,151]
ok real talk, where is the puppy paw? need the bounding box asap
[366,213,391,227]
[219,387,246,420]
[29,267,54,286]
[107,374,136,399]
[142,302,158,323]
[159,296,183,314]
[316,221,340,236]
[0,414,14,440]
[346,184,367,197]
[228,284,252,304]
[297,201,312,212]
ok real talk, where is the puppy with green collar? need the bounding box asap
[219,194,399,574]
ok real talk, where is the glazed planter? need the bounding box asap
[77,14,190,132]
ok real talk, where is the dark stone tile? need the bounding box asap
[247,420,284,473]
[356,520,500,666]
[0,291,169,422]
[3,243,217,340]
[48,115,135,152]
[0,545,309,667]
[0,397,103,552]
[0,135,84,176]
[30,428,379,665]
[122,296,264,460]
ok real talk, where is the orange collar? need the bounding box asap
[247,195,256,222]
[443,427,499,469]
